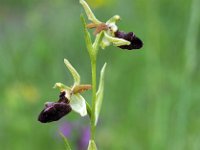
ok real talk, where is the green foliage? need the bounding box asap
[59,132,72,150]
[0,0,200,149]
[80,14,93,57]
[95,63,107,126]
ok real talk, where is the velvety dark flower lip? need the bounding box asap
[38,92,71,123]
[38,102,72,123]
[115,30,143,50]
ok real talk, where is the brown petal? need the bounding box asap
[72,84,92,94]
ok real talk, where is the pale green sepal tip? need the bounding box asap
[104,32,130,46]
[59,132,72,150]
[64,59,80,86]
[106,15,120,24]
[95,63,107,126]
[87,140,97,150]
[80,0,101,24]
[70,93,87,117]
[53,82,71,91]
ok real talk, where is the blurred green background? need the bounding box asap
[1,0,200,149]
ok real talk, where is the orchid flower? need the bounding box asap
[38,59,91,123]
[80,0,143,50]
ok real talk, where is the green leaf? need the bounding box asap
[95,63,107,125]
[70,93,87,116]
[59,132,72,150]
[80,14,93,55]
[79,0,101,24]
[64,59,80,86]
[87,140,97,150]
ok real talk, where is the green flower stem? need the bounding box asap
[90,56,97,140]
[81,13,102,142]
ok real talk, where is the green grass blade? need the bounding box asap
[59,132,72,150]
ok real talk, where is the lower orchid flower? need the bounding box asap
[38,59,91,123]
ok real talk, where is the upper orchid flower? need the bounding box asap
[80,0,143,50]
[38,59,91,123]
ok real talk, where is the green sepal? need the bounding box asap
[64,59,80,86]
[106,15,120,24]
[80,0,101,24]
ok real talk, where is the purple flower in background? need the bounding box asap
[59,122,72,137]
[58,121,90,150]
[78,127,90,150]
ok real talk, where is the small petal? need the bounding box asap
[38,102,72,123]
[93,24,107,35]
[70,94,87,117]
[64,59,80,86]
[72,84,92,94]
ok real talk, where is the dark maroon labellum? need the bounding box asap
[38,91,71,123]
[38,102,72,123]
[115,30,143,50]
